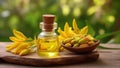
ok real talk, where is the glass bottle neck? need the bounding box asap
[39,29,57,37]
[41,29,56,33]
[40,22,57,33]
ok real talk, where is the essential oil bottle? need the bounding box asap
[37,14,59,57]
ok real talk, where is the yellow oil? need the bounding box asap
[37,38,59,58]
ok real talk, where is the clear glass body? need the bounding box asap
[37,23,59,57]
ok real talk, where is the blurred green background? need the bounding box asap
[0,0,120,43]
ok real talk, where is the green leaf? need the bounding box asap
[95,31,119,40]
[98,45,120,50]
[27,37,33,42]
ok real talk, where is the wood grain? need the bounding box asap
[0,42,99,66]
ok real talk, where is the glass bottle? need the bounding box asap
[37,14,59,57]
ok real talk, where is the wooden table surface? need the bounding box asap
[0,42,120,68]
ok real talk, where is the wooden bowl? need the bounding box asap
[61,40,100,53]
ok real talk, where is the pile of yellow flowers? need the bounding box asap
[58,19,88,43]
[58,19,91,51]
[6,29,37,56]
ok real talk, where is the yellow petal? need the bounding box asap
[67,27,76,37]
[19,49,30,56]
[72,19,79,34]
[79,26,88,34]
[12,42,31,54]
[9,36,25,42]
[58,35,65,42]
[6,42,20,51]
[58,27,67,38]
[64,22,70,33]
[33,36,37,44]
[13,29,27,40]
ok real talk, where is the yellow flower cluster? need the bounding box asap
[6,29,37,56]
[58,19,88,42]
[58,19,90,51]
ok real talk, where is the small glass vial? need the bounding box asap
[37,14,59,57]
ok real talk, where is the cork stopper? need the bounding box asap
[42,14,55,32]
[43,14,55,24]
